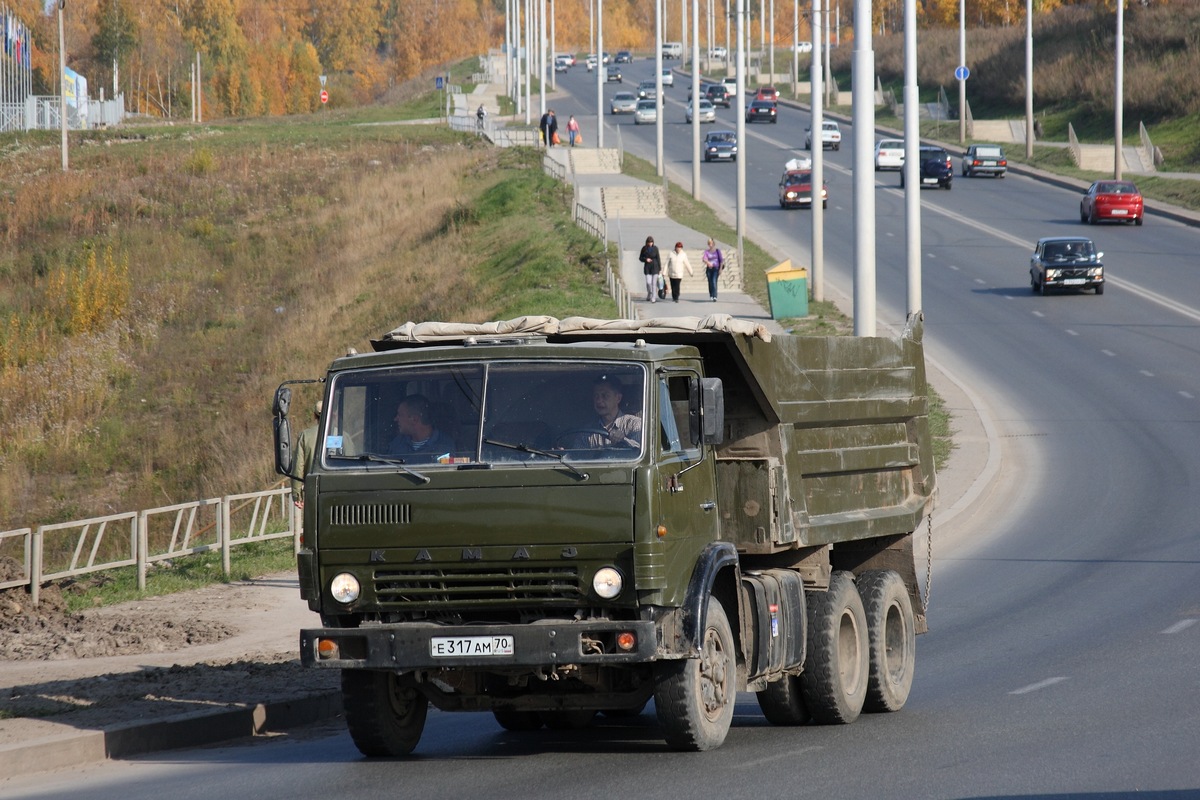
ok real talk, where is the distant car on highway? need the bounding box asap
[634,99,658,124]
[745,99,777,123]
[754,86,780,102]
[661,68,674,87]
[637,80,657,100]
[1030,236,1105,295]
[874,139,905,171]
[609,91,637,114]
[1080,180,1144,225]
[704,130,738,162]
[804,120,841,150]
[778,169,828,209]
[900,145,953,189]
[962,144,1008,178]
[687,98,717,124]
[606,64,622,83]
[585,54,598,71]
[709,46,728,59]
[615,50,632,63]
[704,83,731,107]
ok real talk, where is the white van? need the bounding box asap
[661,41,683,59]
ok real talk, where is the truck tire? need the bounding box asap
[492,708,543,731]
[341,669,428,756]
[800,571,868,724]
[756,676,810,725]
[653,598,737,751]
[858,570,916,713]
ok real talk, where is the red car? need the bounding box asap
[778,169,828,209]
[1080,180,1144,226]
[755,86,780,102]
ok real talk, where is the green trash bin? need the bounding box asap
[766,261,809,319]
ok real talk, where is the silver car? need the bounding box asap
[686,98,716,124]
[610,91,637,114]
[634,99,658,125]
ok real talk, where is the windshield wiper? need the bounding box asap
[483,438,589,481]
[337,453,431,484]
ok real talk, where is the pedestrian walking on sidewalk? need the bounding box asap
[665,242,694,303]
[567,115,581,146]
[540,109,559,147]
[702,238,724,301]
[639,236,662,303]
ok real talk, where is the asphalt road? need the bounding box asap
[8,64,1199,799]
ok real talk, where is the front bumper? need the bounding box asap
[301,619,660,671]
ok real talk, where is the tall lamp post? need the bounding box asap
[58,0,68,172]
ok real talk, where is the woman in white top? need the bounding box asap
[664,242,694,303]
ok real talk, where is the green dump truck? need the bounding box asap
[272,315,936,754]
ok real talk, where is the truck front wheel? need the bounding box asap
[342,669,428,756]
[858,570,916,713]
[801,571,869,724]
[653,599,737,751]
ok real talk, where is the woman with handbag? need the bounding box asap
[702,238,724,301]
[639,236,662,303]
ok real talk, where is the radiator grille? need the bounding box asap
[374,566,581,607]
[331,503,411,526]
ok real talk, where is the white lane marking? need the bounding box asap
[901,193,1200,323]
[1102,349,1117,357]
[1140,370,1155,377]
[975,278,986,285]
[1162,619,1197,635]
[1032,310,1045,318]
[1010,676,1068,695]
[1181,391,1195,400]
[949,264,961,271]
[1066,329,1079,336]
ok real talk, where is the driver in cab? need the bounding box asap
[584,376,642,448]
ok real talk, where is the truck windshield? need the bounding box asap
[321,361,647,469]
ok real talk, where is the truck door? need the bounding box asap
[654,372,720,556]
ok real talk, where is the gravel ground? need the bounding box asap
[0,567,338,745]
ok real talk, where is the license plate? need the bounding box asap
[430,635,515,657]
[1063,278,1086,285]
[922,178,939,184]
[1111,209,1128,215]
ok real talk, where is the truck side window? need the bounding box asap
[659,375,694,454]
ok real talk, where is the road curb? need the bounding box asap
[0,691,343,780]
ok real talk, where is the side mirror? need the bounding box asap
[684,377,723,446]
[273,386,294,476]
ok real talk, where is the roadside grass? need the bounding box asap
[59,538,299,614]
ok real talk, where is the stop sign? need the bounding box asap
[320,90,329,104]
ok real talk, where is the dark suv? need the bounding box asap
[900,146,953,190]
[1029,236,1105,295]
[704,83,731,107]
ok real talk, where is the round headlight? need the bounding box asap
[330,572,361,604]
[593,567,624,600]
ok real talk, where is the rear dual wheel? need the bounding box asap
[858,570,917,713]
[801,571,869,724]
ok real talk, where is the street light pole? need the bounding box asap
[1114,0,1124,180]
[58,0,68,172]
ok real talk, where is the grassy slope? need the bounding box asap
[0,103,613,531]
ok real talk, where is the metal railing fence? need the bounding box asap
[0,487,298,606]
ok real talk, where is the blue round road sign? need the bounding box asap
[955,65,970,81]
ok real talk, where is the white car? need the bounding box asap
[686,98,717,124]
[709,46,728,59]
[804,120,842,151]
[874,139,905,171]
[790,42,814,53]
[585,54,598,71]
[660,68,674,88]
[634,99,658,125]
